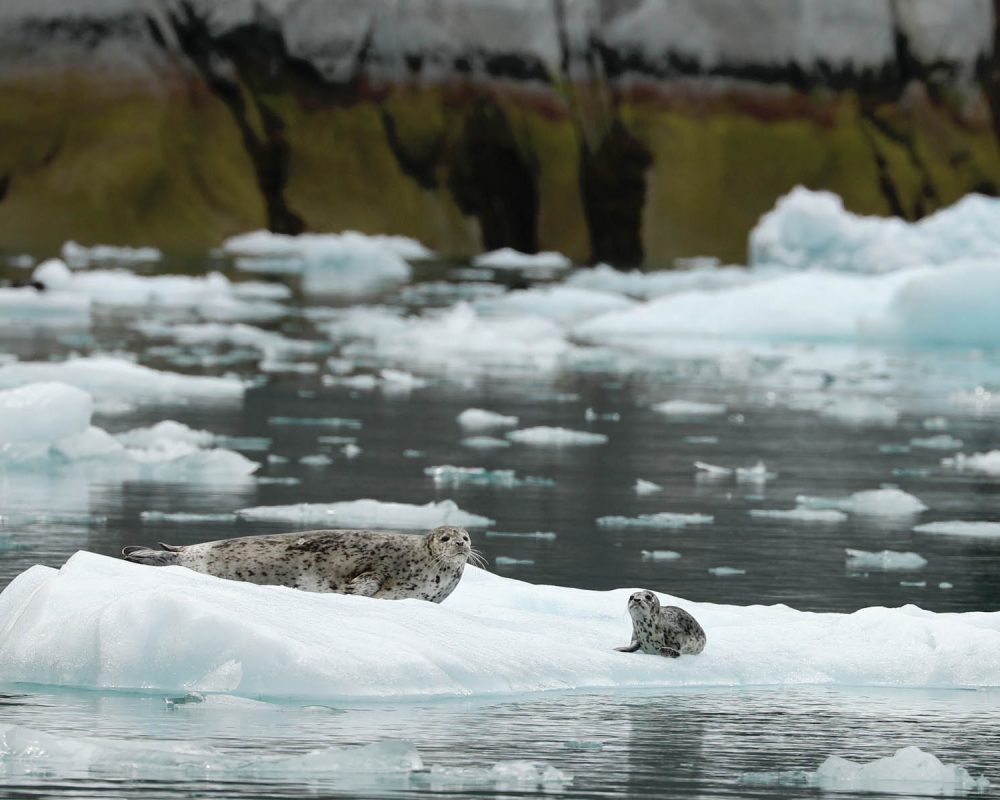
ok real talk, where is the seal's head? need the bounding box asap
[427,525,473,564]
[627,590,661,619]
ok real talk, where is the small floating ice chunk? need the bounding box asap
[900,581,927,588]
[879,444,911,454]
[61,240,162,266]
[709,567,745,576]
[910,435,963,450]
[749,508,848,523]
[845,549,927,571]
[461,436,511,450]
[597,512,713,529]
[641,550,681,561]
[585,407,620,422]
[940,582,954,590]
[268,416,362,429]
[299,454,334,467]
[141,512,235,523]
[342,444,362,458]
[914,521,1000,539]
[684,436,719,444]
[115,420,215,449]
[694,461,732,476]
[942,450,1000,476]
[696,460,776,482]
[653,400,727,416]
[471,248,571,271]
[485,531,557,541]
[425,465,555,488]
[634,479,663,495]
[495,557,535,566]
[819,396,898,427]
[922,416,950,431]
[457,408,519,429]
[797,488,928,516]
[506,427,608,446]
[236,498,494,528]
[740,745,990,794]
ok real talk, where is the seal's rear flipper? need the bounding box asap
[121,545,180,566]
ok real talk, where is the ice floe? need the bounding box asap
[3,551,1000,697]
[708,567,746,576]
[741,745,990,795]
[751,186,1000,273]
[461,436,511,450]
[474,285,635,325]
[137,321,329,360]
[321,303,571,375]
[425,466,555,489]
[0,356,245,406]
[652,400,728,416]
[914,521,1000,539]
[236,498,494,528]
[641,550,680,561]
[596,512,713,529]
[845,549,928,571]
[61,240,162,266]
[942,451,1000,476]
[634,479,663,495]
[694,461,775,482]
[797,489,927,516]
[910,434,963,450]
[749,508,848,523]
[471,248,571,271]
[33,259,285,320]
[223,230,416,295]
[0,285,91,324]
[506,427,608,446]
[457,408,519,429]
[0,384,258,482]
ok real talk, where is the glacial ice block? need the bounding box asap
[1,552,999,698]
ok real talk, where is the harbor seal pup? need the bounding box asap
[615,590,706,657]
[122,525,482,603]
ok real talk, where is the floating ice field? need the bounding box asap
[0,551,998,700]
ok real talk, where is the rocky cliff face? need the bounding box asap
[1,0,998,264]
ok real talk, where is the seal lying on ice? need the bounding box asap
[122,525,482,603]
[615,590,707,657]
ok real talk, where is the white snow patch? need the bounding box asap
[3,552,1000,698]
[506,427,608,446]
[845,549,928,571]
[236,499,494,529]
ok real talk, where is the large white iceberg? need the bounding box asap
[750,186,1000,273]
[223,229,416,295]
[1,552,999,698]
[742,746,990,795]
[0,356,245,405]
[236,498,495,528]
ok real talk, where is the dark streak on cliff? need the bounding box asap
[580,119,650,267]
[447,102,539,253]
[380,110,442,190]
[166,3,304,235]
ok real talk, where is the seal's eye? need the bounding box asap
[644,593,653,600]
[440,536,450,542]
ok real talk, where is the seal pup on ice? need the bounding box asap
[122,525,483,603]
[615,590,706,657]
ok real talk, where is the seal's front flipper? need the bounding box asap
[660,647,681,658]
[615,638,640,653]
[348,572,382,597]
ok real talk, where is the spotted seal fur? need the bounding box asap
[615,590,707,657]
[122,526,482,603]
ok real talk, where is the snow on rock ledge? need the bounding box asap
[0,552,998,698]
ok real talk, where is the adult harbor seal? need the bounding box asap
[615,590,706,657]
[122,525,482,603]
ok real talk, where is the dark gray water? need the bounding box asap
[1,258,999,797]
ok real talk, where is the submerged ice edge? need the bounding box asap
[1,553,998,700]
